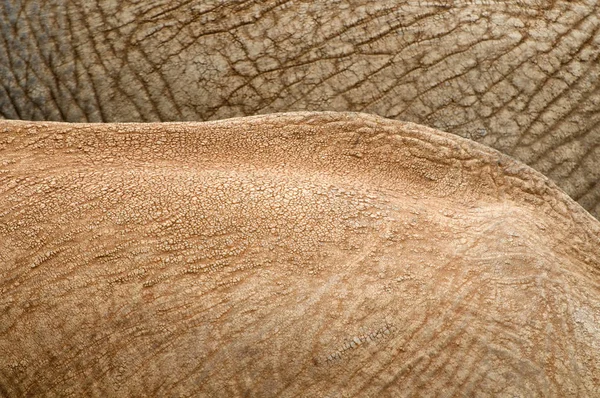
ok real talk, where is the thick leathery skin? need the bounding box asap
[1,0,600,218]
[0,112,598,397]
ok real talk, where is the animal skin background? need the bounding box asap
[0,113,599,396]
[1,0,600,218]
[1,0,600,396]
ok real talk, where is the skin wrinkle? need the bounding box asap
[1,0,599,218]
[0,112,598,396]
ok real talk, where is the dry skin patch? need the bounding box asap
[0,112,599,396]
[2,0,600,218]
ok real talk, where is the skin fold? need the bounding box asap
[0,112,598,396]
[1,0,600,218]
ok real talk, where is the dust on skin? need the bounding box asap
[2,0,600,218]
[0,112,598,396]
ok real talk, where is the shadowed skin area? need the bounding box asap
[0,112,598,397]
[1,0,600,218]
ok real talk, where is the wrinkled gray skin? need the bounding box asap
[1,0,600,220]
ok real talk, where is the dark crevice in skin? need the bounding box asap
[136,45,186,121]
[357,35,500,115]
[73,2,107,122]
[70,1,149,121]
[0,2,43,119]
[21,1,70,120]
[509,11,600,152]
[547,120,600,185]
[1,0,600,218]
[34,1,92,120]
[0,80,21,120]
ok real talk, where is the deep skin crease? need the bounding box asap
[0,112,599,397]
[1,0,600,218]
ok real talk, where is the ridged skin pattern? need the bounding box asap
[0,113,598,396]
[1,0,600,218]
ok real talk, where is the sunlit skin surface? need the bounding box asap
[0,112,598,396]
[1,0,600,218]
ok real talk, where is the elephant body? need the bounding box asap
[0,113,598,396]
[1,0,600,218]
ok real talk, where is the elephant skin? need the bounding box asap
[1,0,600,219]
[0,112,599,396]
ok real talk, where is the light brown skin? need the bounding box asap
[1,0,600,219]
[0,112,598,396]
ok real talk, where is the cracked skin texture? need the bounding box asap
[0,112,599,397]
[1,1,600,219]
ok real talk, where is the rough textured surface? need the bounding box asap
[1,0,600,218]
[0,112,599,397]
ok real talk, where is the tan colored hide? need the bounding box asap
[2,0,600,218]
[0,113,599,396]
